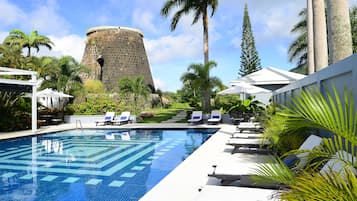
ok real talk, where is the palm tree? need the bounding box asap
[289,7,357,74]
[41,56,86,95]
[118,76,151,113]
[326,0,353,64]
[3,29,54,57]
[180,61,222,112]
[0,43,26,69]
[160,0,218,65]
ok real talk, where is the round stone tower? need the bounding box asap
[81,26,154,91]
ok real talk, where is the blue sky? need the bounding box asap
[1,0,356,92]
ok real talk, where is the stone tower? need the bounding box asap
[81,26,155,91]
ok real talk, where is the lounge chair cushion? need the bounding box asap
[104,116,111,121]
[193,116,201,119]
[282,154,299,168]
[120,116,127,120]
[212,115,220,119]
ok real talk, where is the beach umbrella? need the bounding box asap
[37,88,73,108]
[218,82,271,95]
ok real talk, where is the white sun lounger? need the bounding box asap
[207,110,222,124]
[95,112,115,126]
[113,111,131,125]
[237,122,263,133]
[231,132,264,139]
[195,185,278,201]
[210,135,323,183]
[226,138,271,153]
[188,111,203,124]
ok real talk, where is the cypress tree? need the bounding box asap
[239,3,262,77]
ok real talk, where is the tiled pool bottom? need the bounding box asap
[0,129,217,201]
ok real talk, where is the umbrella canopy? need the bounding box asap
[218,82,271,95]
[37,88,73,98]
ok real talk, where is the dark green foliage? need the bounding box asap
[0,92,31,131]
[180,61,223,112]
[239,3,261,77]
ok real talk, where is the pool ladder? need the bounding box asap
[76,120,83,129]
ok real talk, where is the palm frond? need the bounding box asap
[252,156,296,186]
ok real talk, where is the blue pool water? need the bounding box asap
[0,128,217,201]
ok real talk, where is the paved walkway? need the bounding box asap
[161,110,187,123]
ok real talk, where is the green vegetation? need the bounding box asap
[256,86,357,199]
[180,61,223,112]
[118,76,151,114]
[0,29,86,131]
[239,3,261,77]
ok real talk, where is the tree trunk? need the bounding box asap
[203,9,209,66]
[326,0,353,64]
[307,0,315,74]
[313,0,328,71]
[202,9,210,112]
[202,87,210,113]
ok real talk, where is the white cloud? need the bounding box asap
[26,0,70,36]
[0,0,26,26]
[33,34,85,62]
[144,34,201,64]
[132,9,159,34]
[153,78,166,91]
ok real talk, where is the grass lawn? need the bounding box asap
[137,109,181,123]
[137,104,190,123]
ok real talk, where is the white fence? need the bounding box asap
[273,54,357,106]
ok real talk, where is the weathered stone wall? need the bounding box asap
[81,26,154,91]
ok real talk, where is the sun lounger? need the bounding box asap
[226,138,270,153]
[113,111,131,125]
[238,150,356,189]
[188,111,203,124]
[210,135,323,184]
[231,132,263,139]
[95,112,115,126]
[207,110,222,124]
[195,185,278,201]
[237,122,263,133]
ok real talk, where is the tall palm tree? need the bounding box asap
[180,61,222,112]
[326,0,353,64]
[289,7,357,74]
[160,0,218,65]
[3,29,54,57]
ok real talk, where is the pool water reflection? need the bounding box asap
[0,128,217,201]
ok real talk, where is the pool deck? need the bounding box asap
[0,123,274,201]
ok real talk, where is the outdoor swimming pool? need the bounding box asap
[0,128,218,201]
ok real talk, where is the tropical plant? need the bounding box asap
[3,29,54,57]
[255,86,357,199]
[180,61,222,112]
[160,0,218,65]
[118,76,151,113]
[239,3,261,77]
[227,96,264,119]
[0,43,26,69]
[288,8,307,74]
[83,79,105,94]
[41,56,86,95]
